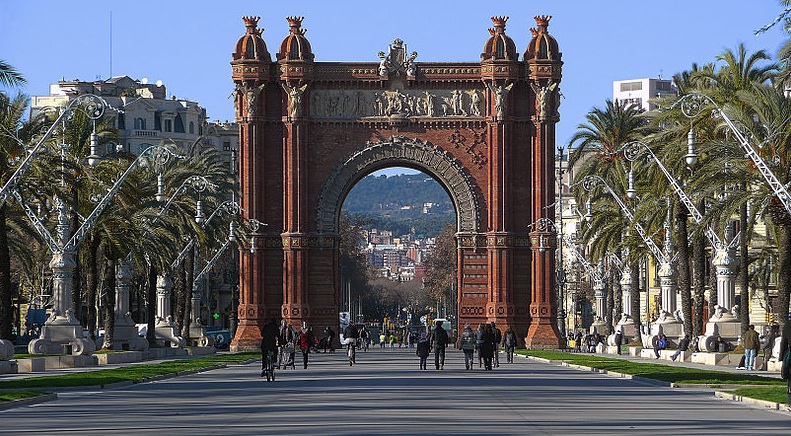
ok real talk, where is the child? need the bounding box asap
[416,331,430,370]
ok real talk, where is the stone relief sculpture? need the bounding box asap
[309,88,485,119]
[531,80,559,118]
[487,82,514,118]
[468,90,481,116]
[243,83,266,117]
[283,82,308,118]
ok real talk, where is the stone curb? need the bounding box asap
[0,393,57,411]
[714,391,791,414]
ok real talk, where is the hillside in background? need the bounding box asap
[343,173,455,238]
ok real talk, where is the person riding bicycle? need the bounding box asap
[359,326,370,350]
[260,317,280,377]
[344,323,360,365]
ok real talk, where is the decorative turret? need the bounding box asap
[481,16,518,61]
[233,16,271,62]
[480,16,520,87]
[231,16,271,120]
[524,15,560,61]
[277,16,314,62]
[277,16,314,84]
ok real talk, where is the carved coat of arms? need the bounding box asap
[378,38,417,77]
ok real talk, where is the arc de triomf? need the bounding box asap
[229,15,564,350]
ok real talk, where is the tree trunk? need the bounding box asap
[739,198,749,332]
[102,256,116,349]
[606,273,615,335]
[0,202,13,340]
[147,264,157,346]
[675,199,693,338]
[630,258,642,342]
[692,230,707,337]
[85,236,101,342]
[174,263,185,332]
[70,187,82,325]
[777,224,791,327]
[181,246,194,338]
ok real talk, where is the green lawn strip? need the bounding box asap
[0,391,49,402]
[0,352,260,390]
[729,387,788,404]
[519,350,785,386]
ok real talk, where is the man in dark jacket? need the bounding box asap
[260,317,280,376]
[491,322,502,368]
[430,320,449,370]
[779,321,791,404]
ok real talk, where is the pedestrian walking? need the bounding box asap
[430,320,449,370]
[476,323,485,368]
[298,324,315,369]
[502,326,517,363]
[491,322,502,368]
[743,324,760,370]
[460,323,476,370]
[480,323,496,370]
[416,331,430,370]
[779,321,791,404]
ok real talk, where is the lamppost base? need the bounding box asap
[0,339,14,360]
[29,316,96,355]
[155,319,186,348]
[698,315,741,352]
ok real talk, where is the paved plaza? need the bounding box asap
[2,348,791,435]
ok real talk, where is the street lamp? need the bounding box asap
[669,92,791,215]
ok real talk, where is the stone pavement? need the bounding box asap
[2,346,791,435]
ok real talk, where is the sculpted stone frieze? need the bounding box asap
[309,88,485,119]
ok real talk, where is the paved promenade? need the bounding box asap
[2,347,791,435]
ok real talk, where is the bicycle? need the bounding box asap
[347,338,356,366]
[261,350,276,382]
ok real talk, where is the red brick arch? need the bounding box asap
[230,15,564,351]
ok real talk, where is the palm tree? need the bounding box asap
[569,99,649,341]
[690,44,778,331]
[0,92,48,341]
[0,60,25,88]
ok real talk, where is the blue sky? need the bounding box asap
[2,0,788,169]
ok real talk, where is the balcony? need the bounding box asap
[133,130,159,137]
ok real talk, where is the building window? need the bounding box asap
[655,81,673,92]
[174,114,185,133]
[223,141,231,151]
[164,119,172,132]
[620,81,643,92]
[117,113,125,130]
[198,125,203,136]
[154,111,162,131]
[133,117,146,130]
[189,121,194,134]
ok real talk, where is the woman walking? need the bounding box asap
[480,323,496,370]
[502,326,517,363]
[416,331,431,370]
